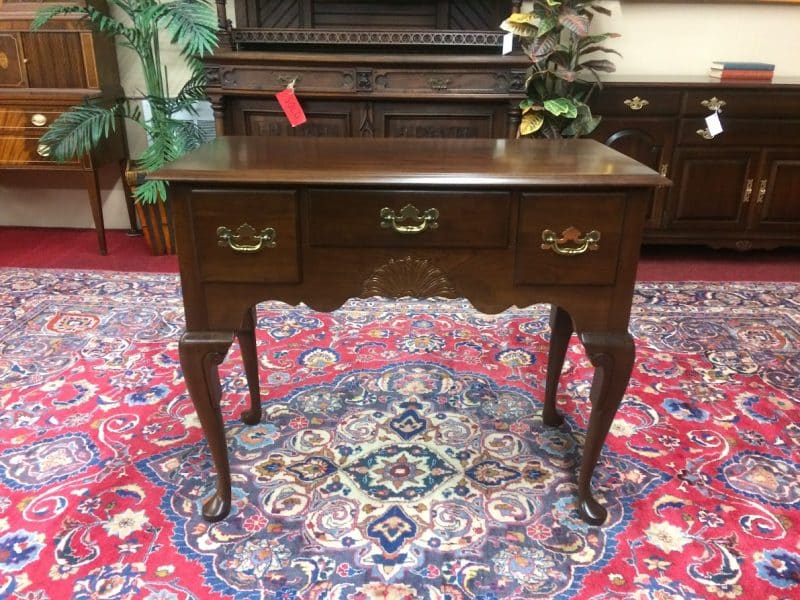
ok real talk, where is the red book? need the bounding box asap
[710,69,773,81]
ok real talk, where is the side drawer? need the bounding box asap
[0,106,66,132]
[219,66,357,93]
[515,193,625,285]
[190,189,301,284]
[683,89,800,118]
[678,118,800,146]
[307,189,511,248]
[0,136,80,167]
[592,87,682,117]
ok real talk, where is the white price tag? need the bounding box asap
[502,32,513,55]
[705,111,723,137]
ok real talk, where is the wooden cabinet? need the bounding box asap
[0,0,136,254]
[204,0,800,249]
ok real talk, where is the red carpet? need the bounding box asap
[1,226,799,281]
[1,269,798,598]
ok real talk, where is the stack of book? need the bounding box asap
[709,61,775,81]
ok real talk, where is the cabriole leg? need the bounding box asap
[543,305,573,427]
[237,305,262,425]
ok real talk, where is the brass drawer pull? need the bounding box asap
[31,113,48,127]
[278,74,300,88]
[756,178,768,204]
[701,96,726,112]
[216,223,276,253]
[623,96,649,111]
[36,143,51,157]
[380,204,439,234]
[541,226,600,256]
[742,178,753,204]
[696,128,714,140]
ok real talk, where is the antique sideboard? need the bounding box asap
[152,135,668,525]
[203,0,800,250]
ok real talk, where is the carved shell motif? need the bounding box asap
[361,257,456,299]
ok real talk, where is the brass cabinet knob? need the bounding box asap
[701,96,726,112]
[623,96,649,111]
[36,143,51,157]
[31,113,48,127]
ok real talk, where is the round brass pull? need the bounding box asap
[216,223,276,253]
[380,204,439,234]
[623,96,649,111]
[31,113,48,127]
[701,96,726,112]
[36,143,51,157]
[696,128,715,140]
[541,226,601,256]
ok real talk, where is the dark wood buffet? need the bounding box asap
[204,0,800,250]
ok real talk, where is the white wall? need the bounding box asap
[3,2,799,229]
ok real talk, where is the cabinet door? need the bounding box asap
[0,33,27,87]
[750,149,800,233]
[591,117,674,229]
[373,101,507,139]
[666,147,758,232]
[20,32,87,89]
[228,98,358,137]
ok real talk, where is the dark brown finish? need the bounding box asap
[203,0,800,250]
[588,78,800,249]
[0,0,137,254]
[152,135,667,525]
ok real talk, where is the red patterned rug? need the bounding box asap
[0,268,798,599]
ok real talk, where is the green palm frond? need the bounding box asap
[158,0,219,58]
[30,5,85,30]
[39,103,123,162]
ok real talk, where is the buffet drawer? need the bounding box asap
[307,189,511,248]
[374,69,512,95]
[0,135,79,167]
[590,88,682,116]
[678,118,800,146]
[515,193,625,285]
[682,90,800,117]
[220,66,357,93]
[189,189,301,283]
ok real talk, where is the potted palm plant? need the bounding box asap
[32,0,219,254]
[501,1,619,138]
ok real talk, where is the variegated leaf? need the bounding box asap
[519,111,545,136]
[500,15,538,38]
[544,97,578,118]
[558,10,590,37]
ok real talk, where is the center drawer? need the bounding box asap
[306,189,511,248]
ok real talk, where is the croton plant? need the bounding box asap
[501,1,620,138]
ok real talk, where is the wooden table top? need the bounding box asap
[152,136,669,188]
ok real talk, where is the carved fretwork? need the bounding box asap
[232,29,504,49]
[361,257,456,299]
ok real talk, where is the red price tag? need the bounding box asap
[276,87,307,128]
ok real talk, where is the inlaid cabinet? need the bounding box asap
[0,0,136,254]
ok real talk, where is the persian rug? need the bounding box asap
[0,268,798,600]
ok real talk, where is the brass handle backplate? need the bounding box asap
[756,178,768,204]
[36,143,50,157]
[701,96,726,112]
[743,178,753,204]
[380,204,439,234]
[31,113,47,127]
[217,223,276,253]
[428,78,450,91]
[696,128,714,140]
[624,96,649,111]
[541,226,601,256]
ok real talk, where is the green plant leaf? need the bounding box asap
[159,0,219,57]
[39,103,123,162]
[500,14,538,38]
[543,98,578,118]
[133,179,168,205]
[579,59,617,73]
[31,5,85,30]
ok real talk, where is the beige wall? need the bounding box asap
[3,2,799,229]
